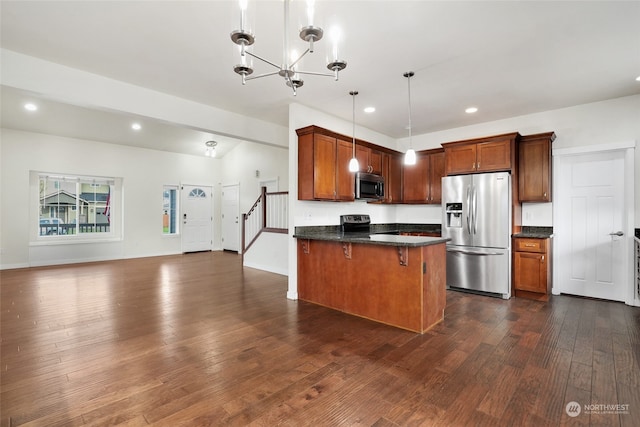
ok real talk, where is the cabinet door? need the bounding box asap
[335,139,356,201]
[312,133,337,200]
[403,153,429,202]
[383,153,403,203]
[428,151,445,203]
[355,144,370,173]
[514,251,547,293]
[445,144,477,175]
[476,140,511,172]
[370,150,383,174]
[519,138,551,202]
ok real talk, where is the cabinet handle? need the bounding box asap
[524,243,536,247]
[477,162,480,169]
[544,192,547,197]
[541,255,545,261]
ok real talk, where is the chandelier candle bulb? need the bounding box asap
[230,0,346,94]
[239,0,247,31]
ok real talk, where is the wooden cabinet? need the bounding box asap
[428,149,445,203]
[382,152,403,203]
[402,149,444,204]
[514,237,552,300]
[297,126,355,201]
[519,132,555,202]
[402,152,429,203]
[297,238,447,333]
[443,133,519,175]
[356,145,383,174]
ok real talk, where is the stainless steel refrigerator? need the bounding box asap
[441,171,512,298]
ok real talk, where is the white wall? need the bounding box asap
[286,95,640,299]
[221,140,289,214]
[243,232,288,276]
[0,128,220,268]
[0,128,288,270]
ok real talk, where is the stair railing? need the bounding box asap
[242,187,288,254]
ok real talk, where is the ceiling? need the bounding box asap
[1,1,639,156]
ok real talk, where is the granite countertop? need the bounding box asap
[294,223,449,248]
[512,226,554,239]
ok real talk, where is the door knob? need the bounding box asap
[609,231,624,236]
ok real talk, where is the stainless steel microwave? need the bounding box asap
[355,172,385,200]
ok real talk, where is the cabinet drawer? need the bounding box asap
[515,238,546,253]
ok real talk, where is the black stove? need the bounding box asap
[340,214,371,234]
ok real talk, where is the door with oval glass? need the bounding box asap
[181,184,213,253]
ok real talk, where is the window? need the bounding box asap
[163,186,178,235]
[36,173,119,239]
[188,188,207,198]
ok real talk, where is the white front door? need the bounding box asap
[222,184,240,252]
[554,148,631,302]
[181,185,212,253]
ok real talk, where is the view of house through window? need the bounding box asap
[38,174,114,237]
[163,186,178,235]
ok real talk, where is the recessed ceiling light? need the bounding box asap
[364,107,376,113]
[636,75,640,82]
[131,122,142,131]
[465,107,478,114]
[24,103,38,112]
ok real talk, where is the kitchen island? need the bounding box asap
[294,226,449,333]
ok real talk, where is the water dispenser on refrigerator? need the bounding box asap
[445,203,463,228]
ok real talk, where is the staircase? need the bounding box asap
[242,187,288,254]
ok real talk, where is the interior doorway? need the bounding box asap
[222,183,240,252]
[553,143,635,304]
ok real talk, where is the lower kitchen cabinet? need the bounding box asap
[513,237,552,301]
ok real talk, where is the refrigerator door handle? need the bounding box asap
[447,247,505,256]
[472,185,478,235]
[466,186,472,234]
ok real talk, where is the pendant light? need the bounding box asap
[403,71,417,165]
[348,90,360,172]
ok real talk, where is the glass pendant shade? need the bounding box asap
[404,147,417,165]
[349,157,359,172]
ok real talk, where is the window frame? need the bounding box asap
[162,185,179,236]
[31,171,123,244]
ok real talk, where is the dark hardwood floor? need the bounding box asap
[1,251,638,426]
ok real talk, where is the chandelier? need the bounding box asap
[204,140,217,157]
[230,0,347,96]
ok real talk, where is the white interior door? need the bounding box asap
[181,185,212,253]
[259,178,278,193]
[222,184,240,252]
[554,149,630,302]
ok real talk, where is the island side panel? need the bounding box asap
[421,243,447,332]
[297,240,348,310]
[297,239,426,332]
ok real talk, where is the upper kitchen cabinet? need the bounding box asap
[402,148,444,204]
[518,132,556,202]
[356,145,383,174]
[442,133,520,175]
[382,152,403,203]
[402,152,429,203]
[297,126,355,201]
[428,149,445,203]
